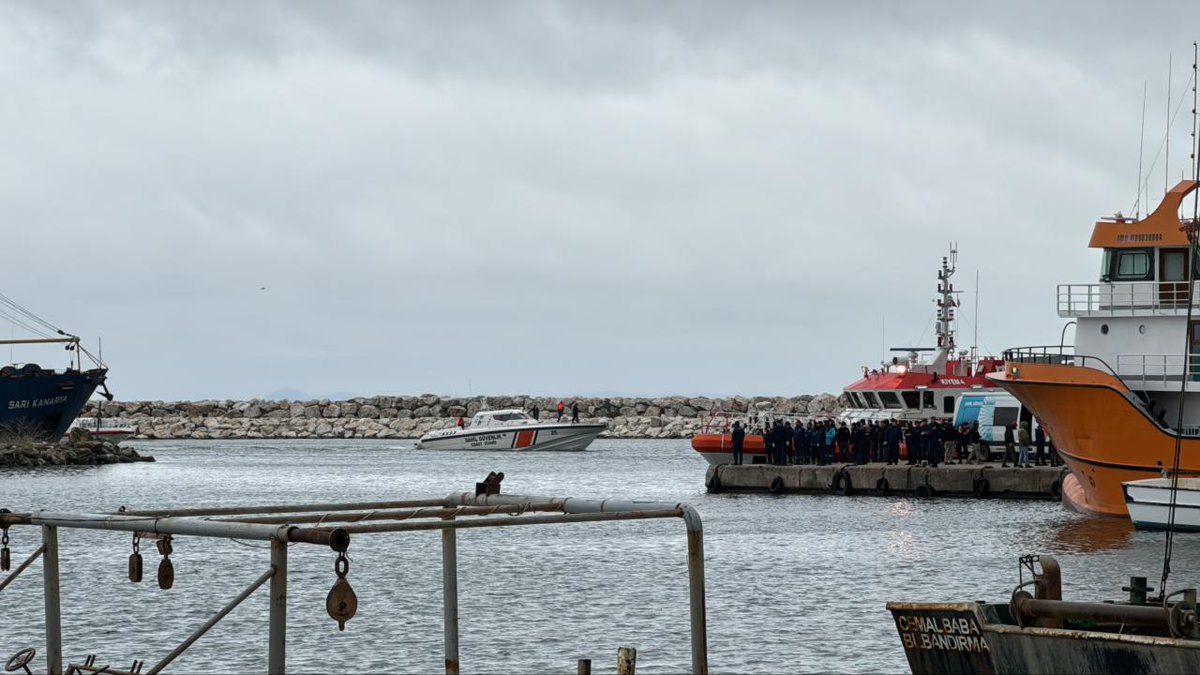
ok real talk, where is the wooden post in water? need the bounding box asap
[617,646,637,675]
[577,658,592,675]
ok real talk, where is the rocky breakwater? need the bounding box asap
[0,429,155,468]
[81,394,846,441]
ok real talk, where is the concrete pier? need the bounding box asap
[705,462,1069,500]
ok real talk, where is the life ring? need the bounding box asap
[832,470,853,496]
[705,470,723,494]
[972,477,991,498]
[1050,479,1062,499]
[915,483,935,499]
[768,476,784,494]
[874,477,890,496]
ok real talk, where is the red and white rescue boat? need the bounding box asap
[414,409,607,451]
[691,245,1004,465]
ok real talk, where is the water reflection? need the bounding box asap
[1051,515,1135,554]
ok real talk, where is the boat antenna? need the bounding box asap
[973,269,979,363]
[1167,53,1173,197]
[1161,42,1200,598]
[1137,80,1148,218]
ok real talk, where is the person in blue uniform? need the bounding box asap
[730,421,745,465]
[885,421,902,465]
[794,422,809,465]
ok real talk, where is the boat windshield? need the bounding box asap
[472,411,534,427]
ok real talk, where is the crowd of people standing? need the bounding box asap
[729,416,1061,468]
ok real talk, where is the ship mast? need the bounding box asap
[932,243,959,371]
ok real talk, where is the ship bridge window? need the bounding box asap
[922,390,934,408]
[1109,248,1153,281]
[864,392,881,408]
[879,391,902,409]
[849,393,865,408]
[901,391,919,409]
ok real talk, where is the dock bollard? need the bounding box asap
[617,646,637,675]
[577,658,591,675]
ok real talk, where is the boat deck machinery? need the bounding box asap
[0,474,708,674]
[888,555,1200,674]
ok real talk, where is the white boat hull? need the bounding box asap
[415,423,606,452]
[1122,478,1200,531]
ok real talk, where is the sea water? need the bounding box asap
[2,439,1198,674]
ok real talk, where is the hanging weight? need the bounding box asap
[128,552,143,583]
[325,577,358,630]
[1,547,9,572]
[129,535,143,583]
[157,556,174,590]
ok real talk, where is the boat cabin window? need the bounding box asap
[901,391,919,409]
[489,412,529,422]
[879,391,902,409]
[863,392,881,409]
[993,406,1019,428]
[1106,248,1153,281]
[942,396,955,414]
[922,391,934,409]
[848,393,863,408]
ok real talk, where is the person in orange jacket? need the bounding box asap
[556,400,565,421]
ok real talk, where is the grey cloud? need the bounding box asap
[1,2,1197,398]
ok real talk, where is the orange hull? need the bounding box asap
[690,434,766,453]
[991,361,1199,517]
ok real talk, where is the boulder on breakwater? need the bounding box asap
[0,429,155,468]
[80,394,848,441]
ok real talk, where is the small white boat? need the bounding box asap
[1122,476,1200,531]
[66,416,136,444]
[414,409,606,451]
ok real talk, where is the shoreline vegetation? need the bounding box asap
[81,394,847,441]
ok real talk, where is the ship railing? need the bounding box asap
[698,410,823,434]
[72,417,134,430]
[1002,347,1121,378]
[1115,353,1200,387]
[1057,281,1200,317]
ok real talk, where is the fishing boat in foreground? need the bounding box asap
[888,554,1200,674]
[413,409,607,451]
[993,180,1200,517]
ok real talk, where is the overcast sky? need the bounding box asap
[3,2,1200,400]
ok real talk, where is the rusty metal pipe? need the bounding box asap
[221,503,561,525]
[681,505,709,675]
[1015,597,1171,626]
[283,526,345,548]
[447,492,690,516]
[0,513,33,528]
[114,498,447,518]
[330,509,684,535]
[22,513,336,546]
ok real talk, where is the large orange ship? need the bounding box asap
[992,180,1200,517]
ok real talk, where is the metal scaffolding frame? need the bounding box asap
[0,487,708,674]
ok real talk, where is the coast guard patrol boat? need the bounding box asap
[414,409,607,451]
